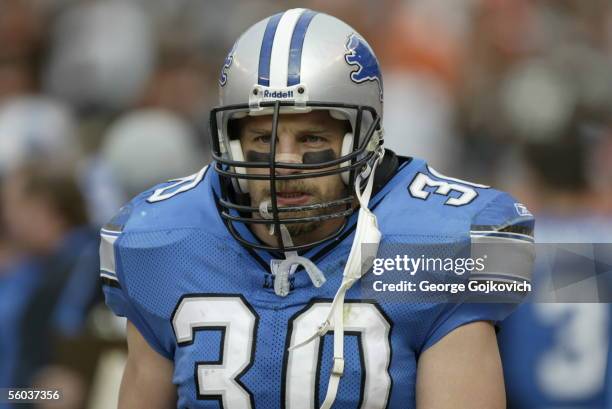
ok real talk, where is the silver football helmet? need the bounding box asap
[210,8,384,252]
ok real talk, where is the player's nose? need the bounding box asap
[275,153,302,175]
[274,134,302,175]
[275,132,298,154]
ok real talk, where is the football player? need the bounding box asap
[498,218,612,409]
[497,129,612,409]
[100,9,535,409]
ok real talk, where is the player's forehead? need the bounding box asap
[239,110,344,132]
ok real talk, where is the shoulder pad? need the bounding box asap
[471,191,535,238]
[376,160,515,236]
[101,166,213,236]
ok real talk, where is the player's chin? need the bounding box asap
[284,220,318,237]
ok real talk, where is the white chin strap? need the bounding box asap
[339,132,353,184]
[229,139,249,192]
[229,132,354,193]
[288,147,384,409]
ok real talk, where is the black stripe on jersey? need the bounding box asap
[471,223,534,237]
[101,276,121,289]
[102,222,123,234]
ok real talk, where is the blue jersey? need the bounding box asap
[101,157,534,409]
[499,216,612,409]
[500,303,611,409]
[0,228,99,402]
[0,259,41,394]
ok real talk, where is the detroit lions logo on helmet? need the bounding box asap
[344,33,383,102]
[219,45,236,87]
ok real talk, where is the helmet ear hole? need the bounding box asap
[341,132,353,184]
[229,139,249,193]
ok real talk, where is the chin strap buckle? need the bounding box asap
[331,357,345,376]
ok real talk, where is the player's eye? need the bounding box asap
[253,134,272,144]
[301,134,328,145]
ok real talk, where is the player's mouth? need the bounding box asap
[276,191,313,206]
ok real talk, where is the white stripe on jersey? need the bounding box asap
[471,230,535,242]
[100,233,118,276]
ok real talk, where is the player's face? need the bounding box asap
[238,110,348,240]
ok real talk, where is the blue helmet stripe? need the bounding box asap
[258,12,283,86]
[287,10,317,86]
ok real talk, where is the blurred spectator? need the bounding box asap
[0,0,44,61]
[139,47,214,120]
[0,0,46,101]
[497,100,612,409]
[586,128,612,209]
[43,0,155,114]
[100,109,206,198]
[32,365,86,409]
[0,95,124,227]
[0,96,79,176]
[0,58,37,102]
[383,71,459,171]
[1,162,99,398]
[0,176,42,392]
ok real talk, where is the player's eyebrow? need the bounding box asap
[297,128,327,134]
[247,128,273,135]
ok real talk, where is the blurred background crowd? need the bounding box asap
[0,0,610,408]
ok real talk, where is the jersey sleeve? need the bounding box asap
[99,206,175,360]
[469,192,535,284]
[420,192,535,352]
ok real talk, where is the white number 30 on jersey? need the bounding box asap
[408,167,487,207]
[172,296,392,408]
